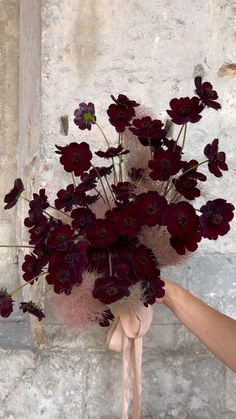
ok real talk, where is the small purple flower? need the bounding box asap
[74,102,96,130]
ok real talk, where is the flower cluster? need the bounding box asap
[0,76,234,325]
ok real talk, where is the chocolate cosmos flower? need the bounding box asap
[195,76,221,110]
[129,117,166,147]
[163,202,199,239]
[74,102,96,130]
[20,301,45,321]
[56,142,92,176]
[107,94,137,132]
[135,192,167,226]
[200,199,234,240]
[22,254,43,283]
[86,219,118,248]
[4,178,24,210]
[71,207,96,234]
[0,289,14,318]
[149,149,182,181]
[204,139,228,177]
[170,232,202,255]
[95,144,129,159]
[167,97,204,125]
[92,276,130,304]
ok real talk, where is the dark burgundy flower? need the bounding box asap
[200,199,234,240]
[135,192,167,226]
[112,182,135,202]
[89,165,113,179]
[22,254,43,283]
[0,289,14,318]
[163,138,182,154]
[29,189,49,218]
[46,224,74,251]
[110,94,139,108]
[95,144,129,159]
[29,218,49,245]
[49,241,88,274]
[74,102,96,130]
[20,301,45,321]
[98,309,114,327]
[86,219,118,248]
[204,139,228,177]
[173,176,200,200]
[46,267,80,295]
[167,96,204,125]
[181,160,207,181]
[107,94,137,133]
[195,76,221,110]
[71,207,96,234]
[170,232,202,255]
[163,202,199,239]
[116,204,143,239]
[55,184,80,212]
[24,210,47,229]
[80,172,97,191]
[4,178,24,210]
[128,167,145,182]
[142,275,165,306]
[33,242,51,267]
[148,149,182,181]
[56,142,92,176]
[131,245,157,280]
[129,117,166,147]
[92,276,130,304]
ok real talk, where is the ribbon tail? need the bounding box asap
[132,336,143,419]
[121,333,134,419]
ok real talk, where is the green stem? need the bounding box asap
[94,121,110,148]
[181,124,187,152]
[173,124,185,151]
[91,165,111,209]
[118,133,123,182]
[104,176,116,202]
[10,272,47,296]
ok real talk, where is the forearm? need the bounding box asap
[163,281,236,373]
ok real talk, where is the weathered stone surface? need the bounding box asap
[0,0,236,417]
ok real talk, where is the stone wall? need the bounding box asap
[0,0,236,418]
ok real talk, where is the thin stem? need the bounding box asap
[72,172,76,187]
[118,133,123,182]
[48,205,72,219]
[91,165,111,209]
[10,272,47,296]
[0,244,34,249]
[181,124,187,152]
[173,124,185,151]
[109,253,113,276]
[104,176,116,202]
[94,121,110,148]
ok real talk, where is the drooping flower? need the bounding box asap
[95,144,129,159]
[92,276,130,304]
[128,167,145,182]
[86,218,118,248]
[194,76,221,110]
[56,142,92,176]
[204,139,228,177]
[142,275,165,306]
[200,199,234,240]
[167,97,204,125]
[107,94,137,132]
[135,191,167,226]
[112,182,135,202]
[20,301,45,321]
[163,202,199,239]
[4,178,24,210]
[170,232,202,255]
[148,149,182,181]
[98,309,114,327]
[74,102,96,130]
[0,289,14,318]
[131,245,157,280]
[129,116,166,147]
[71,207,96,234]
[22,254,43,283]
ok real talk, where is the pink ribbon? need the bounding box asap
[107,306,153,419]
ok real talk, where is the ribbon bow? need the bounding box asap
[107,306,153,419]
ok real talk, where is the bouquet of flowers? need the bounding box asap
[0,76,234,325]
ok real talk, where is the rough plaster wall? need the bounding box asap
[0,0,236,418]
